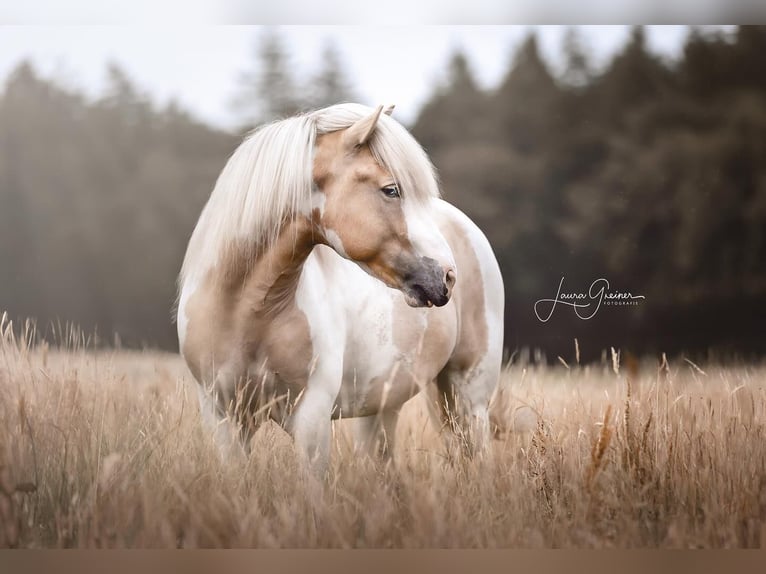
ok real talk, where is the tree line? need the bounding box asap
[413,26,766,360]
[1,27,764,360]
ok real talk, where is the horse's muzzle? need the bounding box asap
[402,257,455,308]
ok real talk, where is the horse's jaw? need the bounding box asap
[403,290,434,308]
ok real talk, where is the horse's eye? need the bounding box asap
[381,184,400,199]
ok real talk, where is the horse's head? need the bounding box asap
[311,105,456,308]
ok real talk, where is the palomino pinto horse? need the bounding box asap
[177,103,504,473]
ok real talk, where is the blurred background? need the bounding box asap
[1,25,764,361]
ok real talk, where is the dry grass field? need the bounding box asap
[1,318,765,548]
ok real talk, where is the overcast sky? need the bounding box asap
[0,1,752,24]
[0,26,725,131]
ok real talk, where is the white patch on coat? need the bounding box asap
[290,250,347,468]
[294,246,428,418]
[404,201,456,272]
[301,187,326,217]
[323,228,348,258]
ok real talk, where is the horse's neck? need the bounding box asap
[238,217,315,318]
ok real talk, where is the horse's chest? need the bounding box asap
[246,308,314,391]
[335,298,456,417]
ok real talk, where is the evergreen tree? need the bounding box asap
[234,30,304,128]
[731,25,766,92]
[591,26,673,127]
[494,33,561,154]
[310,40,356,109]
[561,26,592,88]
[679,27,731,100]
[412,50,488,152]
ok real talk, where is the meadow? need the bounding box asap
[1,317,765,548]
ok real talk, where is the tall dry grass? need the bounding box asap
[1,315,765,548]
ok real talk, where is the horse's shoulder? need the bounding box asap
[433,199,503,286]
[432,199,485,245]
[428,198,504,368]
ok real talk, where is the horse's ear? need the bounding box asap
[343,105,384,150]
[384,104,395,116]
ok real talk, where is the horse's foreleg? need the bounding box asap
[432,365,494,459]
[352,409,400,461]
[288,384,337,477]
[196,383,248,462]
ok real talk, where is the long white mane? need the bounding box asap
[179,103,440,285]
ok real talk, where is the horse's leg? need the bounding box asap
[195,382,248,462]
[288,383,338,477]
[432,362,496,458]
[353,409,400,461]
[195,355,268,462]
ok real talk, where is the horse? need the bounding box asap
[176,103,504,474]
